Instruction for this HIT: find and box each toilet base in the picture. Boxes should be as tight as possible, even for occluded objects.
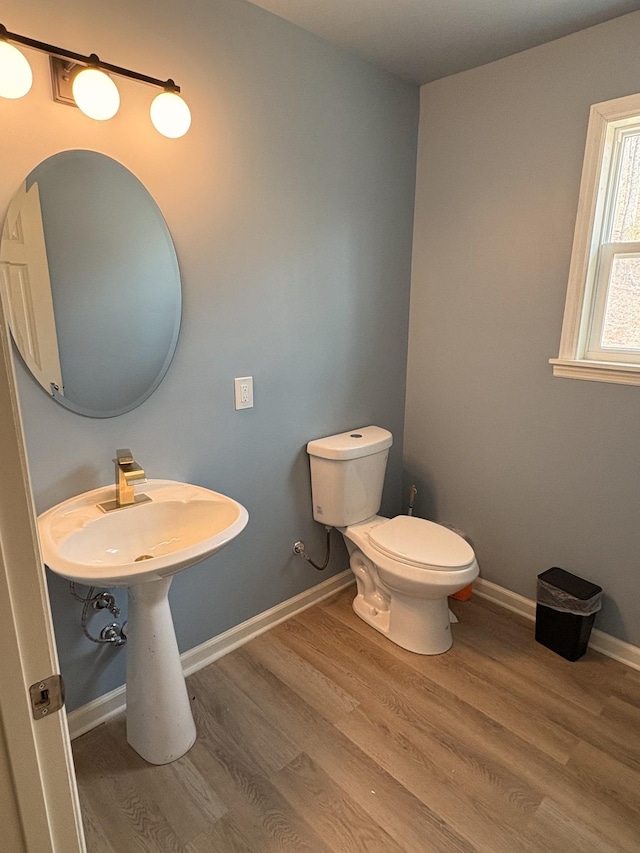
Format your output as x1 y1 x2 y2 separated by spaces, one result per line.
352 589 453 655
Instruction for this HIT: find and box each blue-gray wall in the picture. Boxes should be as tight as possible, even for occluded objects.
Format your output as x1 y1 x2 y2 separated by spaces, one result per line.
1 0 418 709
405 12 640 647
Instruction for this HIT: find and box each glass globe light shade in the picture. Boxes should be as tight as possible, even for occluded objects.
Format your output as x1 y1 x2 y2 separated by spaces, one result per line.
0 41 33 99
72 67 120 120
150 91 191 138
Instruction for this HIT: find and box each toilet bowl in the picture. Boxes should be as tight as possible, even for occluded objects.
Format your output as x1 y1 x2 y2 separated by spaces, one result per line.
306 425 479 655
342 515 478 654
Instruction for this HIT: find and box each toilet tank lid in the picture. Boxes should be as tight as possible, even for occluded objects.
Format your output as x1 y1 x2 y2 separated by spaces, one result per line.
307 426 393 460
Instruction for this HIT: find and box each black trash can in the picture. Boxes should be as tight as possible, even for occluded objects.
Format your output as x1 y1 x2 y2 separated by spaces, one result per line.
535 567 602 661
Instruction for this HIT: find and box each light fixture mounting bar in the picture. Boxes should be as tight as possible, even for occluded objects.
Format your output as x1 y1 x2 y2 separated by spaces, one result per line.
0 23 179 92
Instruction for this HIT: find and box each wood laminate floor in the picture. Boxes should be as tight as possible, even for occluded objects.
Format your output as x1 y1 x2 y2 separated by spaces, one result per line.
72 587 640 852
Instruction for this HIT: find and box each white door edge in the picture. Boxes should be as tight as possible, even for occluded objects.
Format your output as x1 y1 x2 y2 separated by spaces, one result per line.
0 285 85 850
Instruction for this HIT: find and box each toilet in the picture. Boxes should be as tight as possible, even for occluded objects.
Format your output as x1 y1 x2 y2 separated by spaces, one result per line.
307 426 479 654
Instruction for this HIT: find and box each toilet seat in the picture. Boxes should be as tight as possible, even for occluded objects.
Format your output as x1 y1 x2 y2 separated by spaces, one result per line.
367 515 475 571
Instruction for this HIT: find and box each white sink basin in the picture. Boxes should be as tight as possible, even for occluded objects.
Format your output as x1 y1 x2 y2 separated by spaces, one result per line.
38 479 249 586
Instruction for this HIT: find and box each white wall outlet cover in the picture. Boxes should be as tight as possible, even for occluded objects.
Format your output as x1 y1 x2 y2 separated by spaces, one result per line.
234 376 253 409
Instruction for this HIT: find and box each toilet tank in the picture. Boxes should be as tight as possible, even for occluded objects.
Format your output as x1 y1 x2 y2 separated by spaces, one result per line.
306 426 393 527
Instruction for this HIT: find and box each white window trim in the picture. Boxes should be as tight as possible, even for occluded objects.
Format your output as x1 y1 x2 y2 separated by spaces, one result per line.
551 92 640 386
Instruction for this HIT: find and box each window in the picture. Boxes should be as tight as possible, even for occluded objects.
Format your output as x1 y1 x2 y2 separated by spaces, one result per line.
551 93 640 386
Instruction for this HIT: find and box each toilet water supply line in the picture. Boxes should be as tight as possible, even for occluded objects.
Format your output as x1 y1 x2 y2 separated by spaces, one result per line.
69 583 127 645
408 484 417 516
293 526 332 570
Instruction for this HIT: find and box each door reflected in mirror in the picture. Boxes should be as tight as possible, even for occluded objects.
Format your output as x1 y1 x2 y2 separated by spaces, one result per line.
0 150 182 417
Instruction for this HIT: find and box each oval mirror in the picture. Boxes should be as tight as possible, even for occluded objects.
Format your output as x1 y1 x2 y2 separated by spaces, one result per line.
0 150 181 417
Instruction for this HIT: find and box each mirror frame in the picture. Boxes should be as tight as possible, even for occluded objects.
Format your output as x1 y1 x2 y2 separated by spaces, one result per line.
1 150 182 418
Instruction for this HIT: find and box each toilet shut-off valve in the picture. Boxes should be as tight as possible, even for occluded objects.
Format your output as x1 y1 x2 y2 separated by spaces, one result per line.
293 527 332 571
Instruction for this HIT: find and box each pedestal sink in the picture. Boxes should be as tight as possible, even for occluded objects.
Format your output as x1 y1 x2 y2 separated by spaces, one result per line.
38 479 249 764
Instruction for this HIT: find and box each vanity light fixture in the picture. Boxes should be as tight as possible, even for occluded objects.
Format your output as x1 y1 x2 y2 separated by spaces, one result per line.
0 38 32 98
0 23 191 138
150 90 192 139
71 65 121 121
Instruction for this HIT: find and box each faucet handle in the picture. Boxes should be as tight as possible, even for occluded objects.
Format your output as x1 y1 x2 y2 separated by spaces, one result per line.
116 448 135 465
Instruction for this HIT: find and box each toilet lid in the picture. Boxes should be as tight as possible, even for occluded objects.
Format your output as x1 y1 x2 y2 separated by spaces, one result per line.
368 516 475 570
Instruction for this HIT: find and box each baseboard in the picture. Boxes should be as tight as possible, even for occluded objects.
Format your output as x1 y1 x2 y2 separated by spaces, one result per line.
65 682 127 741
67 569 354 740
180 569 353 678
473 577 640 672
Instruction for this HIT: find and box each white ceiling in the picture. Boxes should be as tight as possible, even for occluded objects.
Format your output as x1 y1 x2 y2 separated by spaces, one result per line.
245 0 639 84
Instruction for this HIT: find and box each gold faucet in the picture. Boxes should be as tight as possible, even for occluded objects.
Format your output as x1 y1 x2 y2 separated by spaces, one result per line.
98 449 151 513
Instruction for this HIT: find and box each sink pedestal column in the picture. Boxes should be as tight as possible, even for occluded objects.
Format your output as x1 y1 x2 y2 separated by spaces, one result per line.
126 577 196 764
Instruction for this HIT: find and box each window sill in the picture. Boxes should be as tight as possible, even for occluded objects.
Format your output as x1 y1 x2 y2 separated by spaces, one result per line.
550 358 640 386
